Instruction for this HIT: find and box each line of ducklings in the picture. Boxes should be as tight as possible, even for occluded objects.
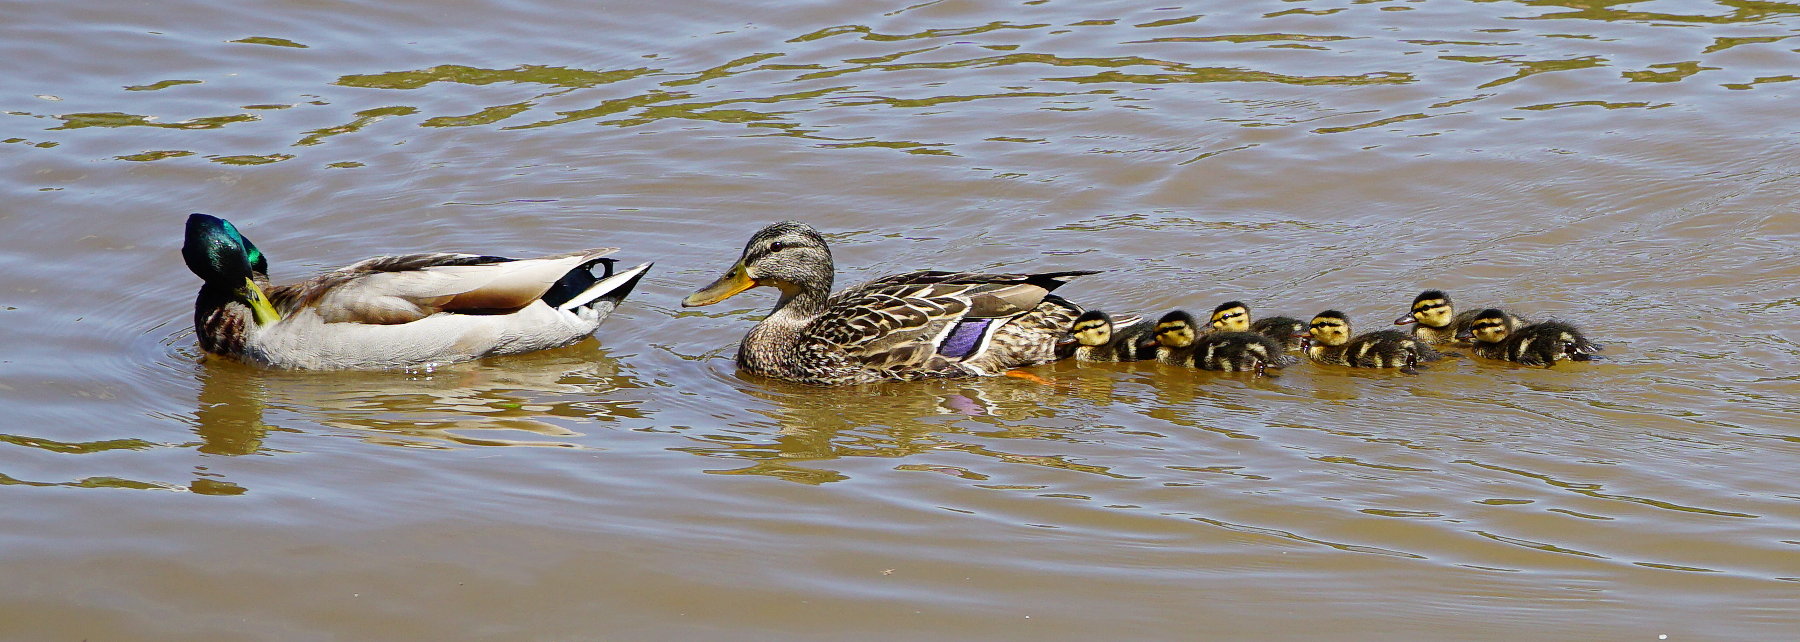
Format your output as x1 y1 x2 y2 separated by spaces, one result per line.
1064 290 1601 376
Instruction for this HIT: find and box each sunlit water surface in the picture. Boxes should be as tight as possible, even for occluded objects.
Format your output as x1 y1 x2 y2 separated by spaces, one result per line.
3 0 1798 638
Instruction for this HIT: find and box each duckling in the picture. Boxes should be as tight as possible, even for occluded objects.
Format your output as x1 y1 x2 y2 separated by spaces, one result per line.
1208 300 1306 351
1058 310 1155 362
1458 309 1601 367
1146 311 1293 375
1394 290 1528 346
1303 310 1441 374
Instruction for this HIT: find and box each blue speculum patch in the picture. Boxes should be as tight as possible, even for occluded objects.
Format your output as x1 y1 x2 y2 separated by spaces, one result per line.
937 318 991 359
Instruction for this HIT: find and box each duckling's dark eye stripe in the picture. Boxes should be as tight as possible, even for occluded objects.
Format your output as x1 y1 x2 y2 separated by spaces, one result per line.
1471 320 1505 331
1413 302 1448 313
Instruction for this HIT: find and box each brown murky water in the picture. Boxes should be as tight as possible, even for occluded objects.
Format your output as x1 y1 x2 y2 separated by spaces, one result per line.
4 0 1798 638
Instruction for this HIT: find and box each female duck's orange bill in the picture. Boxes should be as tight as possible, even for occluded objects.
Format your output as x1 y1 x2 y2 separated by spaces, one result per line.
682 261 756 307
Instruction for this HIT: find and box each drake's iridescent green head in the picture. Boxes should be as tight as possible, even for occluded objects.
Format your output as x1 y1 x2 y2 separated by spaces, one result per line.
1397 290 1452 328
1305 310 1352 347
684 221 834 307
1461 308 1511 344
184 213 280 325
1069 310 1114 347
1209 300 1251 332
1152 311 1198 349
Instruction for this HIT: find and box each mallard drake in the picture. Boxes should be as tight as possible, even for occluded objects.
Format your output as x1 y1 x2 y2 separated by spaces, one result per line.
1146 311 1293 375
681 221 1094 385
1058 310 1155 362
182 213 651 369
1303 310 1441 373
1458 309 1601 367
1394 289 1528 346
1208 300 1306 351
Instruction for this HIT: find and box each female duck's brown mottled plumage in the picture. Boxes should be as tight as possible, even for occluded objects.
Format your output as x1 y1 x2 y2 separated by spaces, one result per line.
183 213 651 369
682 221 1093 385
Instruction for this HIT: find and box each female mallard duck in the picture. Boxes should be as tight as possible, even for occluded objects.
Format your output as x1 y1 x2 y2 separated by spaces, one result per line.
1208 300 1306 351
1394 290 1528 346
183 213 651 369
1145 311 1293 375
1303 310 1441 374
681 221 1094 385
1058 310 1155 362
1458 308 1601 367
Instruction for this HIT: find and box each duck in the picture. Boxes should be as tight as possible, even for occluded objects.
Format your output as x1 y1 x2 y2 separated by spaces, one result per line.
680 221 1094 385
182 213 652 369
1302 310 1441 373
1394 289 1528 346
1058 310 1155 362
1208 300 1307 351
1145 311 1293 375
1458 309 1601 367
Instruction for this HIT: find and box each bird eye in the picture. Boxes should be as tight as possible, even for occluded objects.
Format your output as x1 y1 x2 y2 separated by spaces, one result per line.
768 241 788 252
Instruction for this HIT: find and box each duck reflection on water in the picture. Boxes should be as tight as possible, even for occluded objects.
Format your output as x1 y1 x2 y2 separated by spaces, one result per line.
191 346 646 451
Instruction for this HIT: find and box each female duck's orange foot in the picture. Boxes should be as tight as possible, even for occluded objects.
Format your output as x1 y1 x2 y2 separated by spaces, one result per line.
1003 370 1053 384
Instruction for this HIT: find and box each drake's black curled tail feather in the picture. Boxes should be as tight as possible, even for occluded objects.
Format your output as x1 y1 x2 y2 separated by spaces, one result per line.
541 257 631 310
1024 270 1101 291
541 258 615 309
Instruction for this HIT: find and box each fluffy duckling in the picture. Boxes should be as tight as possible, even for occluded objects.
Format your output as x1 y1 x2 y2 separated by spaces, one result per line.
1394 290 1528 346
1058 311 1155 362
1458 309 1601 367
1146 311 1292 375
1208 300 1306 351
1303 310 1441 374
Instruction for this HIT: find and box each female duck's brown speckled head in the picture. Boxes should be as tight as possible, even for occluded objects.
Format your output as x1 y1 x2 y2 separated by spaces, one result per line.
684 221 835 307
